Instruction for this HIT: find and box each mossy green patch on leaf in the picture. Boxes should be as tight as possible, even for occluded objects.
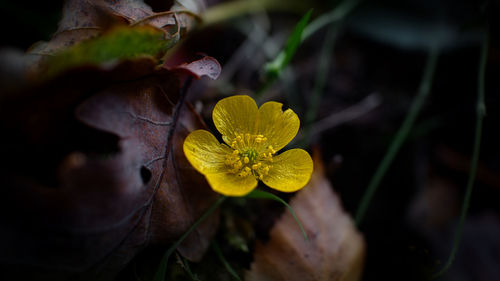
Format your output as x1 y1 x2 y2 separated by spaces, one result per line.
44 25 176 78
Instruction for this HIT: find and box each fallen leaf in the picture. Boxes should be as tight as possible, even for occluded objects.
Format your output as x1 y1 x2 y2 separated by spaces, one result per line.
94 0 155 22
28 0 204 78
0 1 219 278
165 56 222 80
131 0 204 34
40 25 173 78
75 73 220 261
56 0 115 32
246 154 366 281
28 0 118 56
0 60 221 280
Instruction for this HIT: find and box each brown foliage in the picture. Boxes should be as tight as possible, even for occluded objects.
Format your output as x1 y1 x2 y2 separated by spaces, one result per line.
246 155 366 281
29 0 202 56
0 42 221 281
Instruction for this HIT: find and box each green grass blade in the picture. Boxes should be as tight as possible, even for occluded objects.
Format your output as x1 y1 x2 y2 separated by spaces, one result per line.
264 9 312 79
296 0 361 146
302 0 360 40
246 189 308 242
153 196 227 281
259 1 361 97
212 240 242 281
354 46 440 226
431 30 489 280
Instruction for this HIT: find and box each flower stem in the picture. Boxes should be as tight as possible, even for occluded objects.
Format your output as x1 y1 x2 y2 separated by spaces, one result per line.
247 189 309 241
431 30 489 280
354 46 440 226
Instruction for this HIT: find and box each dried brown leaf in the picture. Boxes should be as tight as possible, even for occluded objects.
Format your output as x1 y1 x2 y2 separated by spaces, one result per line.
165 56 222 80
0 61 219 280
29 0 203 60
94 0 154 22
246 155 366 281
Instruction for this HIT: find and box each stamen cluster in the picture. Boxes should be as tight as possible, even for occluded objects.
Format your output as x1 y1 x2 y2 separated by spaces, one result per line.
224 133 276 180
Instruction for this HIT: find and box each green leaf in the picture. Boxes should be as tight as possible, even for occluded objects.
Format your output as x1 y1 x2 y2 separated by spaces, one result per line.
246 189 308 242
264 9 312 78
153 196 226 281
44 25 175 78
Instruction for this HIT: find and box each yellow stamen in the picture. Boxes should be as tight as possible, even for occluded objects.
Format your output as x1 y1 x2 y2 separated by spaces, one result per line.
225 133 275 179
263 166 269 175
252 163 261 170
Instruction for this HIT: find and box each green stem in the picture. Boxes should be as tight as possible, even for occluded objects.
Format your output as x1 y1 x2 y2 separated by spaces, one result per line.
354 46 440 226
246 189 309 241
153 196 227 281
212 241 242 281
431 30 489 280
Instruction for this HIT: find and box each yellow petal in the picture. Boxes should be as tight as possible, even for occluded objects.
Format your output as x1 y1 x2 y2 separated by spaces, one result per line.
262 149 313 192
183 129 232 174
213 95 258 145
257 101 299 151
206 173 258 196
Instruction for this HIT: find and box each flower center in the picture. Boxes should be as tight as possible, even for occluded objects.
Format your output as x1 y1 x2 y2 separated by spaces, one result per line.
224 133 276 180
229 133 267 149
242 149 258 163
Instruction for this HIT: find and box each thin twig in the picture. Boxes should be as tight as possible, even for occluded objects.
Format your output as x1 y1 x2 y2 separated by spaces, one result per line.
292 93 381 145
312 93 381 135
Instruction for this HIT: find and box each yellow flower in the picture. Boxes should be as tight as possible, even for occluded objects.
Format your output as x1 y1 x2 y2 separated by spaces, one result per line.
183 95 313 196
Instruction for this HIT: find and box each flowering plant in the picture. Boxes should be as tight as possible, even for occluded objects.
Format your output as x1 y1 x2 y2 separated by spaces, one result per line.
183 95 313 196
